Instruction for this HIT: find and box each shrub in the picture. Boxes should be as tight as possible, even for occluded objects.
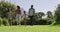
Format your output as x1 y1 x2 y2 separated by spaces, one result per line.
36 19 48 25
21 18 30 25
47 18 56 25
3 18 9 26
12 19 17 25
0 17 3 26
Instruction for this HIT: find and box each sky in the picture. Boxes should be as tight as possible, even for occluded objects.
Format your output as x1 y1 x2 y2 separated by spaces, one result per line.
0 0 60 14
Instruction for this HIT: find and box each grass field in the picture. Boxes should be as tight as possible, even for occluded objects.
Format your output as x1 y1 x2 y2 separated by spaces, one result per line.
0 25 60 32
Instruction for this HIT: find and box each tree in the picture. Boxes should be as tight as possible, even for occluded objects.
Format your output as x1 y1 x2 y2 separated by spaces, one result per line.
0 2 16 25
0 2 16 18
35 13 39 18
55 4 60 24
34 13 39 21
47 11 53 18
38 12 45 19
47 11 56 25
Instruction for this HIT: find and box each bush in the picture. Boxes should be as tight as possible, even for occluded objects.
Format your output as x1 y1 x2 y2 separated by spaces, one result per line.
36 19 48 25
3 18 9 26
47 18 56 25
0 17 3 26
21 18 52 25
21 18 30 25
12 19 17 25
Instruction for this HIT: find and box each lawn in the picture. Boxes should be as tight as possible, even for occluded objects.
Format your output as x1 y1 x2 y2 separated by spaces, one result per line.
0 25 60 32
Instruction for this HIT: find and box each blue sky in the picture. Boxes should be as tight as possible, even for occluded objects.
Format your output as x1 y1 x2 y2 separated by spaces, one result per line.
1 0 60 14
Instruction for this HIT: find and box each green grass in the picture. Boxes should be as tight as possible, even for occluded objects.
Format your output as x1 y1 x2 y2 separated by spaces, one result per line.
0 25 60 32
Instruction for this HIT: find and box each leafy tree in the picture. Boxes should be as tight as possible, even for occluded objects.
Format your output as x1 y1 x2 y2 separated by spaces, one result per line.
34 13 39 21
35 13 39 18
47 11 56 25
55 4 60 24
0 17 3 26
38 12 45 19
0 2 16 18
47 11 53 18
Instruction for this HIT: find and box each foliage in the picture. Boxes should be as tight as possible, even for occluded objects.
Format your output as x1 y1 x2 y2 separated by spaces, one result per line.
46 11 56 25
47 18 56 25
0 17 9 26
38 12 45 19
34 12 45 21
0 1 58 25
0 17 3 26
55 4 60 24
47 11 53 18
3 18 9 26
0 2 16 18
0 2 16 26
